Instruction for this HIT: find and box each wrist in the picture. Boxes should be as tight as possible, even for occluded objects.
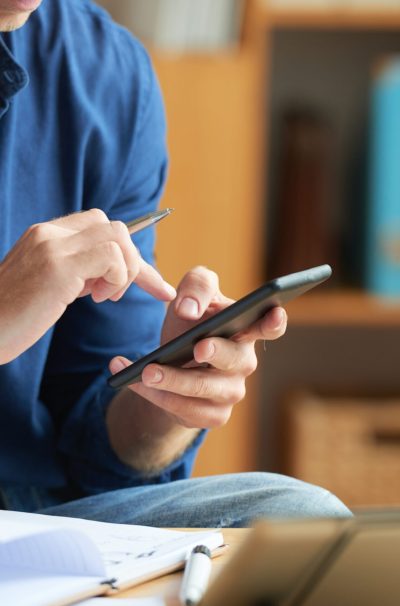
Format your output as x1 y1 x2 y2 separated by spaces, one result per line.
106 388 201 474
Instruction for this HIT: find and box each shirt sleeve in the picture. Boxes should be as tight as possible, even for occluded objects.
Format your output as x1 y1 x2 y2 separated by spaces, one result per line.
39 37 205 496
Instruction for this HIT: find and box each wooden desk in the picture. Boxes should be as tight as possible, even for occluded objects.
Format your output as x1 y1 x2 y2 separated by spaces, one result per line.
115 529 248 604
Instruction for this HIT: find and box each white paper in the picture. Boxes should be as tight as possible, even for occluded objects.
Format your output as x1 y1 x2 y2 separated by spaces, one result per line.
0 568 101 606
81 599 165 606
0 524 105 577
0 510 223 605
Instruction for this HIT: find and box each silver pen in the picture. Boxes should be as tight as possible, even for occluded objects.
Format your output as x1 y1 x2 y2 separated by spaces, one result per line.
125 207 174 235
180 545 212 606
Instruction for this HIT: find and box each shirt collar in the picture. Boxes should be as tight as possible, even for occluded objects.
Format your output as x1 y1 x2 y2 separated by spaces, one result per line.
0 35 29 118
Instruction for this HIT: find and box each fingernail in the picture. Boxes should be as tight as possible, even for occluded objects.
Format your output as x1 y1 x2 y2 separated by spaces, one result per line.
146 367 164 384
165 284 177 299
205 342 216 360
110 358 128 374
275 307 286 327
178 297 199 318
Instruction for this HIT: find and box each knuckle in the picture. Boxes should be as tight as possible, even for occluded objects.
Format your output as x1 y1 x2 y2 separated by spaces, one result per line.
206 406 232 429
110 220 129 238
163 395 201 429
185 267 206 285
235 383 247 403
180 404 203 429
242 353 258 376
87 208 108 223
206 268 219 286
225 354 241 373
26 223 50 244
221 381 246 405
159 369 180 393
185 266 219 292
216 381 231 403
109 259 127 279
103 240 122 258
35 240 60 274
192 375 212 399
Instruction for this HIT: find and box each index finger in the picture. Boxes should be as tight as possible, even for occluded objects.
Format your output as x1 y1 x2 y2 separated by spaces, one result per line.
134 257 177 301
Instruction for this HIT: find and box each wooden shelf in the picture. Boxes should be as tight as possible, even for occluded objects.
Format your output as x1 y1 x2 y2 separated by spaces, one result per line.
254 1 400 30
286 290 400 326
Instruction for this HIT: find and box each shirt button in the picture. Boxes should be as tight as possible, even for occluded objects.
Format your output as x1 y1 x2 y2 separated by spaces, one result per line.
0 67 29 95
3 70 15 83
3 69 21 84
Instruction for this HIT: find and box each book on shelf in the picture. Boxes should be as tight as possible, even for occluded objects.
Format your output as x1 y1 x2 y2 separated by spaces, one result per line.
0 509 224 606
97 0 244 52
268 106 338 280
365 57 400 297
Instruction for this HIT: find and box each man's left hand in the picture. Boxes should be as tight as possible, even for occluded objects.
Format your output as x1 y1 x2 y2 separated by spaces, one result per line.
109 266 287 429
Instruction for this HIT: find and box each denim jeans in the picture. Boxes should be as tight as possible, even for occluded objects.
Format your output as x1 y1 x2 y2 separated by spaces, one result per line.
26 473 352 527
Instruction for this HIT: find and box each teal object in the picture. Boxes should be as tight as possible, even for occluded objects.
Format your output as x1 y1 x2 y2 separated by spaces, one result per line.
366 59 400 297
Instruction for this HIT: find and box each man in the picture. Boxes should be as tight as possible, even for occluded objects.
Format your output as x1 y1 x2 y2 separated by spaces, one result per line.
0 0 350 523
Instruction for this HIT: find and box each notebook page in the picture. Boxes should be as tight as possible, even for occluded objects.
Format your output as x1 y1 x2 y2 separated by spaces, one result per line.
0 567 103 606
0 510 224 586
83 599 165 605
0 518 105 577
23 513 224 584
100 528 224 585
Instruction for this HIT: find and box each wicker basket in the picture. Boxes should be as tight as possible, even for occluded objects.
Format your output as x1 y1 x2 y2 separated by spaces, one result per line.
284 391 400 507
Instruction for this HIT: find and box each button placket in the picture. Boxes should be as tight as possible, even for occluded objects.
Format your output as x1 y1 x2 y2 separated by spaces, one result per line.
0 36 29 116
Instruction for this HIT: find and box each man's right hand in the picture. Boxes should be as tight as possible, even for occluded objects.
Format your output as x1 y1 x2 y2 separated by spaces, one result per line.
0 208 176 364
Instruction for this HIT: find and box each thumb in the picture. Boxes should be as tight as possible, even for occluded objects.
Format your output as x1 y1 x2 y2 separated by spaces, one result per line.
109 356 132 375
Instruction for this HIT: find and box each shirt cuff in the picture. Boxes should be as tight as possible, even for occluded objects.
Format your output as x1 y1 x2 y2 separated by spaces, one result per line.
59 371 207 495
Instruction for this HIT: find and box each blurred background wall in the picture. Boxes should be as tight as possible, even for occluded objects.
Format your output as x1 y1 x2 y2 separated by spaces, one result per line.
96 0 400 510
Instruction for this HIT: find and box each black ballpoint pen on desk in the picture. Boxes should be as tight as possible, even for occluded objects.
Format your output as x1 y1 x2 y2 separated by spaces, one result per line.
180 545 212 606
125 207 174 235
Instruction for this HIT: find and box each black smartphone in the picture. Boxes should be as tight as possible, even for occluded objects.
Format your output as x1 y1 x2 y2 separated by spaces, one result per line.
108 264 332 389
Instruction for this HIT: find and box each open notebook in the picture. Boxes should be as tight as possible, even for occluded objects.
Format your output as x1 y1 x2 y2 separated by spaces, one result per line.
0 509 224 606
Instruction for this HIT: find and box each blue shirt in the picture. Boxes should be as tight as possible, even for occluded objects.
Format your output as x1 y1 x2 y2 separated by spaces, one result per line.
0 0 202 503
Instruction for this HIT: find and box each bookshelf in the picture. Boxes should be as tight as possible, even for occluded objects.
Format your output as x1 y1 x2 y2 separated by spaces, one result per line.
152 0 400 481
261 7 400 311
248 1 400 504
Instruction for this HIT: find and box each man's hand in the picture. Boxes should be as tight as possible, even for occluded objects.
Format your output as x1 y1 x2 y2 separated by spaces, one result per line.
107 266 287 472
0 209 176 364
